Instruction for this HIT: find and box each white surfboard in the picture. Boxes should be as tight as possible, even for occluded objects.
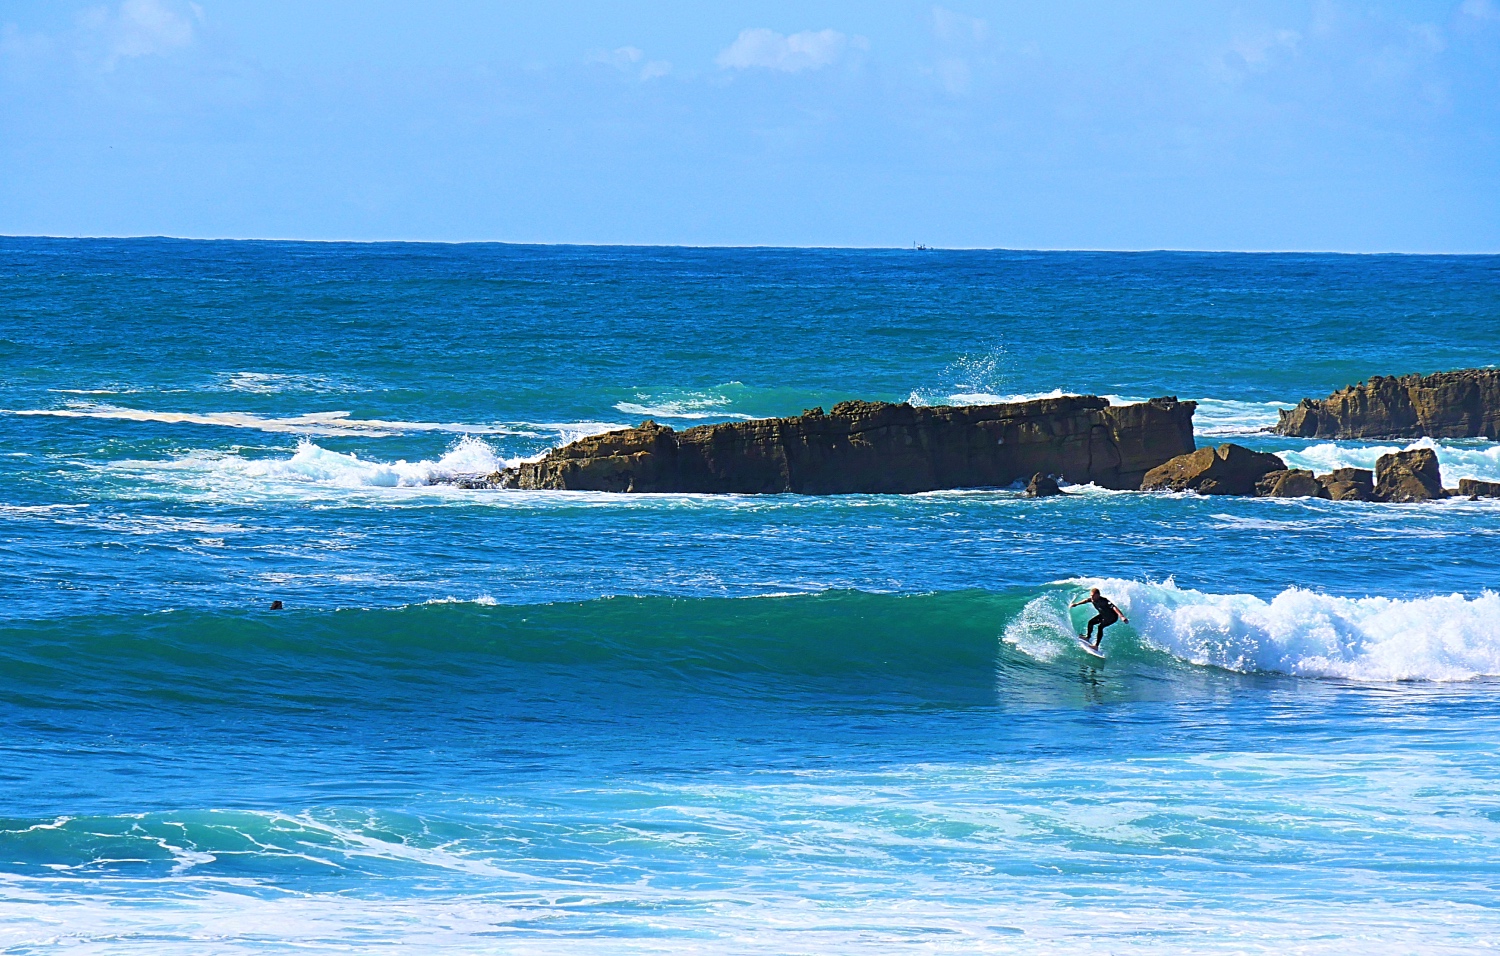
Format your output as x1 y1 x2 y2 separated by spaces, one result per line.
1075 634 1106 659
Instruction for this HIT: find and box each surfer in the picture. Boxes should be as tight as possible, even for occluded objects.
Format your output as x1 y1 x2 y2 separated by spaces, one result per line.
1070 587 1127 649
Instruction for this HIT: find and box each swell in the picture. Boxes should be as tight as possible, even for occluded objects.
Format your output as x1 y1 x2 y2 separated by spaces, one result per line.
4 585 1498 720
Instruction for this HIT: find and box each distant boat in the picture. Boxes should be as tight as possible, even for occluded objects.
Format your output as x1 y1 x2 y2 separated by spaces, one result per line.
913 242 929 251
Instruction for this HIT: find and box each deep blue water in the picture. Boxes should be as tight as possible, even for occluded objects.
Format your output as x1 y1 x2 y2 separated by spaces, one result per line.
1 238 1498 953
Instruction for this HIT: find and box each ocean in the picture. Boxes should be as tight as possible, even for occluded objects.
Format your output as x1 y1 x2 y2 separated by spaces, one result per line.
1 237 1497 953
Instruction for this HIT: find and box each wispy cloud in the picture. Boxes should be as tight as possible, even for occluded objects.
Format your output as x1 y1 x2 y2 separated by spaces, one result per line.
932 7 989 45
1461 0 1500 21
79 0 201 70
589 45 671 81
715 28 865 73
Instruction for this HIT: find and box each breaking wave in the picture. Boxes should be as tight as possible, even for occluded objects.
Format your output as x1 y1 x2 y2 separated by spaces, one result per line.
1278 437 1500 483
1008 579 1500 682
111 437 508 492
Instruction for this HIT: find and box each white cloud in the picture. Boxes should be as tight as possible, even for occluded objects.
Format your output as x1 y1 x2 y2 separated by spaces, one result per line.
1461 0 1500 21
592 46 643 69
936 56 971 95
1229 27 1301 67
639 60 671 80
933 7 989 44
590 45 670 81
80 0 199 69
715 28 864 73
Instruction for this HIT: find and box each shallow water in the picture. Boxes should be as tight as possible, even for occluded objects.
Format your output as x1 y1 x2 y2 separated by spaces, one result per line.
1 238 1498 952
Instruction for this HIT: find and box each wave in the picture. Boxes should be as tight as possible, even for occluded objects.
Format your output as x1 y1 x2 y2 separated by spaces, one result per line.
1278 437 1500 483
111 437 509 491
5 403 626 441
213 371 361 394
6 586 1499 705
613 382 766 421
1007 579 1500 682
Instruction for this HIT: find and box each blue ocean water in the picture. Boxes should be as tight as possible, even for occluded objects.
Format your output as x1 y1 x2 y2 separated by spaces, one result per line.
1 237 1498 953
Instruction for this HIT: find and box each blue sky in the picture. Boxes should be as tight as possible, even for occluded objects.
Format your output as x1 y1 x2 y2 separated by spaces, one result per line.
2 0 1496 250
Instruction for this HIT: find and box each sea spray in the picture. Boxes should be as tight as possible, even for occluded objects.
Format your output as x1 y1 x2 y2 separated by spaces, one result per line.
1058 578 1500 681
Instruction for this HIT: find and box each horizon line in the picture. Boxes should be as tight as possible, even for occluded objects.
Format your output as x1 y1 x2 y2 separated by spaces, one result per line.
2 233 1497 256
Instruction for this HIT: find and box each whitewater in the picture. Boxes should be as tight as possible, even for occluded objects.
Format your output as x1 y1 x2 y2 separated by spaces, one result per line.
2 238 1498 954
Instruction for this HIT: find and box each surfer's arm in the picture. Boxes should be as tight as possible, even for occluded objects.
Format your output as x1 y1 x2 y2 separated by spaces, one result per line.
1112 602 1128 622
1068 598 1087 608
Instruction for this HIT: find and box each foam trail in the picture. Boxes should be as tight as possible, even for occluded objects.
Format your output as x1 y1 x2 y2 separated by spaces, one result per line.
614 383 758 420
7 404 627 441
1059 578 1500 682
9 404 513 437
1279 437 1500 483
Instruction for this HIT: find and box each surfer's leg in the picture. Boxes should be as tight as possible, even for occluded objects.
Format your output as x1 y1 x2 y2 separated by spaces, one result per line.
1093 620 1108 648
1086 613 1104 640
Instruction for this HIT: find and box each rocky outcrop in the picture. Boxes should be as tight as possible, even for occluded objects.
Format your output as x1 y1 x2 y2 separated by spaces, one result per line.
1274 369 1500 440
1140 443 1287 496
492 396 1197 494
1374 448 1445 502
1255 469 1330 499
1025 473 1065 497
1319 467 1375 502
1459 478 1500 499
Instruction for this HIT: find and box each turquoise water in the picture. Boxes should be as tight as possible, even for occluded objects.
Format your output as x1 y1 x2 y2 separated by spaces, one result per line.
2 238 1499 952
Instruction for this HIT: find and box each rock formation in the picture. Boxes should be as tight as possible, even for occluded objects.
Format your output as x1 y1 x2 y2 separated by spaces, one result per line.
1140 444 1287 496
1025 473 1065 498
1458 478 1500 499
490 396 1197 494
1255 469 1330 499
1274 369 1500 440
1373 448 1445 502
1319 468 1374 502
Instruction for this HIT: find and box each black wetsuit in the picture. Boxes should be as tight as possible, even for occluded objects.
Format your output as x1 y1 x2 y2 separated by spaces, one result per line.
1087 594 1119 642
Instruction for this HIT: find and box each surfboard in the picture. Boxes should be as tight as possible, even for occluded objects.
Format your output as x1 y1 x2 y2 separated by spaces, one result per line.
1075 634 1105 659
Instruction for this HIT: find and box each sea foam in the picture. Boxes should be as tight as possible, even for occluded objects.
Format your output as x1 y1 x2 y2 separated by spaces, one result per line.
1278 437 1500 483
1013 579 1500 682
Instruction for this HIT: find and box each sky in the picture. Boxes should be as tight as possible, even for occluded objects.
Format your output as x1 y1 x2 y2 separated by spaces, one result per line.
1 0 1497 250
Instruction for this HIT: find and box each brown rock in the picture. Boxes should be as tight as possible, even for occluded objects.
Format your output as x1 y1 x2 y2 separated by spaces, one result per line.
1317 467 1374 502
1025 473 1065 497
1255 469 1330 499
1141 443 1287 496
492 396 1198 494
1374 448 1445 502
1274 369 1500 440
1458 478 1500 499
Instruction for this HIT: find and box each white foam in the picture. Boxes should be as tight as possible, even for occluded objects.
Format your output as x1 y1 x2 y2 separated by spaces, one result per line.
1041 578 1500 682
1279 437 1500 483
6 404 628 442
1192 398 1292 436
214 372 361 394
240 437 506 488
109 437 507 494
7 404 526 438
614 383 757 420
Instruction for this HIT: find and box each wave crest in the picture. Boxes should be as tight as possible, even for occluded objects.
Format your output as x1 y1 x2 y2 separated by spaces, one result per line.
1036 579 1500 682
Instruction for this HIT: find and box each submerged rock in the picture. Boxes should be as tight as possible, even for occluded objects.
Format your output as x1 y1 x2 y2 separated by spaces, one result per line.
1141 443 1287 496
1255 469 1330 499
1374 448 1445 502
1458 478 1500 499
491 396 1197 494
1025 473 1065 497
1274 368 1500 440
1318 467 1375 502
